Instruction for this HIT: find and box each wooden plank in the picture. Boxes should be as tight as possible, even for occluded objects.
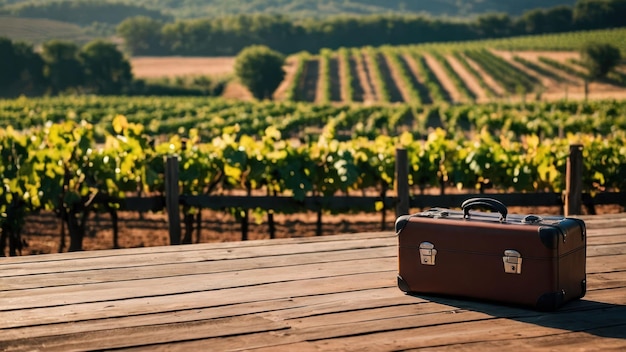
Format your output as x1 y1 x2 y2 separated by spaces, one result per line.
253 292 626 351
126 288 626 351
0 213 624 352
0 292 421 341
0 286 403 331
0 257 397 311
0 264 395 313
0 316 290 352
0 231 394 265
410 327 626 351
0 235 396 278
588 253 626 273
0 248 395 292
587 271 626 290
587 242 626 256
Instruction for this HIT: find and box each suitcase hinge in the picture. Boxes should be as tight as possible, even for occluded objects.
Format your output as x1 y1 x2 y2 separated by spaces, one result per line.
503 249 522 274
419 242 437 266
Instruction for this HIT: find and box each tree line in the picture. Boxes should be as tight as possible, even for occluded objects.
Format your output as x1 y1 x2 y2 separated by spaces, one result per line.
0 37 132 97
116 0 626 56
0 36 232 98
0 0 172 26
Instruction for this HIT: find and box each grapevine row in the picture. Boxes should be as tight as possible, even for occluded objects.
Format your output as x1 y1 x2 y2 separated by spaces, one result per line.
463 49 539 94
363 47 390 103
451 51 499 98
337 48 354 103
379 48 422 104
512 56 571 84
410 52 448 103
2 115 625 253
538 56 588 80
282 52 308 101
3 97 626 140
429 51 476 102
2 118 625 222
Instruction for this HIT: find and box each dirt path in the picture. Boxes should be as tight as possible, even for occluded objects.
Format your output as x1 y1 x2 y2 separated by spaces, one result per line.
422 53 462 104
315 56 327 104
445 54 488 103
400 53 433 104
376 53 405 103
380 52 414 103
273 56 300 101
353 50 377 103
337 52 350 102
462 53 506 96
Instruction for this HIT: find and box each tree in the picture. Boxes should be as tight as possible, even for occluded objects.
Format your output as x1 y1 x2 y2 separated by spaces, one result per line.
473 13 514 38
13 42 47 94
116 16 166 55
235 45 285 100
79 40 133 94
41 40 84 94
0 37 19 88
0 37 46 96
517 6 574 35
580 42 621 80
573 0 626 30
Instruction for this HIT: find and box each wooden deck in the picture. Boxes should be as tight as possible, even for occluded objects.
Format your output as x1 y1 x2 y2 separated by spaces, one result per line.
1 213 626 351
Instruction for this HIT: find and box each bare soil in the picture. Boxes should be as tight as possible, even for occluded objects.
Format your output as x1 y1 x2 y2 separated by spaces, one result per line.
445 54 489 103
422 53 462 103
18 209 399 256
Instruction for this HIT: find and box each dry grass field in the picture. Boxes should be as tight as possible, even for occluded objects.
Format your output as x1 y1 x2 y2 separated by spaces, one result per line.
131 56 236 78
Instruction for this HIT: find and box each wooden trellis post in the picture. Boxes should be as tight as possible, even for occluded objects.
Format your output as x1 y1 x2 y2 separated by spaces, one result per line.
165 155 181 245
395 148 410 217
565 144 583 216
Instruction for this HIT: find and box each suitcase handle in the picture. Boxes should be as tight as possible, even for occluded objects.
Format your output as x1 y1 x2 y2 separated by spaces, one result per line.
461 198 508 221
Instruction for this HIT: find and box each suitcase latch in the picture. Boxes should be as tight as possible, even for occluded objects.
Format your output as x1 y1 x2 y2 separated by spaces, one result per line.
503 250 522 274
419 242 437 266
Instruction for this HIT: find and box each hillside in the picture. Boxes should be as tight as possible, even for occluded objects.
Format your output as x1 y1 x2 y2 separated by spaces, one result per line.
2 0 578 19
128 28 626 104
0 16 96 44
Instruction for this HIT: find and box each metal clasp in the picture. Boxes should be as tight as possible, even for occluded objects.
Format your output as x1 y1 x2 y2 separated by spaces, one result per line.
419 242 437 266
503 250 522 274
522 215 543 224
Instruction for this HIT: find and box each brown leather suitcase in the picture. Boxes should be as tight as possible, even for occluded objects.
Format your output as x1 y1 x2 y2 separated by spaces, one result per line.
396 198 586 311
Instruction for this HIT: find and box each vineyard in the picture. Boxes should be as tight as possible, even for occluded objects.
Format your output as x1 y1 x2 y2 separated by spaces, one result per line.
276 28 626 104
2 96 626 253
3 27 626 255
0 16 95 44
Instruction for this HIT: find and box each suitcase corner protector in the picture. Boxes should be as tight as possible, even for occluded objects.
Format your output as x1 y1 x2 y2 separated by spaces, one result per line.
397 275 411 293
395 215 412 233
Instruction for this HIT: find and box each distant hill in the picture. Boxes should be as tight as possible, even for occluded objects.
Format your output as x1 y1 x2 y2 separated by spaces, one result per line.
0 16 97 44
1 0 578 19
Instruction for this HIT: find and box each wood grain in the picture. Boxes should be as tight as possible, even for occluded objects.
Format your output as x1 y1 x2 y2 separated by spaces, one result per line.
1 215 625 351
